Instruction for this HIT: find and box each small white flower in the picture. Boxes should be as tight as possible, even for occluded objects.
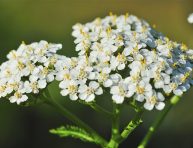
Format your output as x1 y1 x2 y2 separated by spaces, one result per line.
78 81 103 102
9 91 28 105
60 80 78 101
144 92 165 111
134 80 152 102
110 80 131 104
110 53 127 70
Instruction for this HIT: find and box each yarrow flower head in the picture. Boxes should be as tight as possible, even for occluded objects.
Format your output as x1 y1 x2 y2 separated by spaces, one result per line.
1 13 193 111
0 40 62 104
54 13 193 111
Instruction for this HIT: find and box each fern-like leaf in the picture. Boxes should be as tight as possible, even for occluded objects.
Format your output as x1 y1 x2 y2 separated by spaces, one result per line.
49 125 96 143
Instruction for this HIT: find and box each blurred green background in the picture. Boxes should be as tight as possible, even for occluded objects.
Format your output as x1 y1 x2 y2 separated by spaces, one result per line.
0 0 193 148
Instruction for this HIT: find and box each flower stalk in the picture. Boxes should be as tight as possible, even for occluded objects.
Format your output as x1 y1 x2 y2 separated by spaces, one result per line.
79 101 113 118
107 103 121 148
138 96 180 148
44 90 108 147
117 108 143 143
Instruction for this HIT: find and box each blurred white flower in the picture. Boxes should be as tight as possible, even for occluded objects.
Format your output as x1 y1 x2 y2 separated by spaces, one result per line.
188 13 193 24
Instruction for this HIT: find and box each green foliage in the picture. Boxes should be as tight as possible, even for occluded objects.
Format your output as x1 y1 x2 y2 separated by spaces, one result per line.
49 125 97 144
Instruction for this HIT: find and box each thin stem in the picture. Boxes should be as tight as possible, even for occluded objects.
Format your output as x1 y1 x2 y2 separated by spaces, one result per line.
107 103 120 148
116 109 143 143
43 90 108 147
138 95 180 148
79 101 113 118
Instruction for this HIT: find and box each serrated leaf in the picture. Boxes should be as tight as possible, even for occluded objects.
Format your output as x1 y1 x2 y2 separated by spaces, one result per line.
49 125 96 143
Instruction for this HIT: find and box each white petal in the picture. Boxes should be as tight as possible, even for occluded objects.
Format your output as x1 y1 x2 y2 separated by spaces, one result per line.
123 47 132 56
9 96 17 103
110 86 120 95
103 79 113 87
89 81 99 89
17 95 28 104
157 92 165 101
86 94 95 102
88 72 96 80
139 80 145 87
110 74 122 83
145 90 153 97
78 85 87 93
55 72 64 81
29 75 38 82
79 93 87 100
47 74 54 82
144 102 154 111
59 81 68 89
155 102 165 110
112 95 124 104
60 89 69 96
173 88 183 96
145 84 152 91
163 85 172 94
135 94 145 102
95 87 103 95
70 94 78 101
38 79 47 89
154 80 164 89
126 90 134 98
118 63 125 70
102 67 111 74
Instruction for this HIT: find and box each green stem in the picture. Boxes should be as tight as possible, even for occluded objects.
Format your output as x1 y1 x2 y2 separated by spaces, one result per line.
107 103 120 148
138 95 180 148
117 109 143 143
79 101 113 118
43 91 108 147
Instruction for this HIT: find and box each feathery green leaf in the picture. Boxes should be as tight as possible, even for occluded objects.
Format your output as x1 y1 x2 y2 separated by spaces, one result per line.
49 125 96 143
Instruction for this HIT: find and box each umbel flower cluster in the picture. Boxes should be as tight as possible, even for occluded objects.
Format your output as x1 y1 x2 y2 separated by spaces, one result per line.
0 41 62 104
1 14 193 110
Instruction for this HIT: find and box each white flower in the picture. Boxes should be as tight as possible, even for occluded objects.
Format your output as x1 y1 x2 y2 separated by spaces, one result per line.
110 53 127 70
144 91 165 111
188 13 193 24
9 91 28 105
60 80 78 101
110 80 131 104
78 81 103 102
97 67 113 87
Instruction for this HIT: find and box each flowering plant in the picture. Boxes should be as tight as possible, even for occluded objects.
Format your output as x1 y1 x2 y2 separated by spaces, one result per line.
0 13 193 148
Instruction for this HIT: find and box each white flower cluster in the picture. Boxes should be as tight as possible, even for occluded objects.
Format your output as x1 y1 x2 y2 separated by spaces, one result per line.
0 40 62 104
55 13 193 110
1 14 193 111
